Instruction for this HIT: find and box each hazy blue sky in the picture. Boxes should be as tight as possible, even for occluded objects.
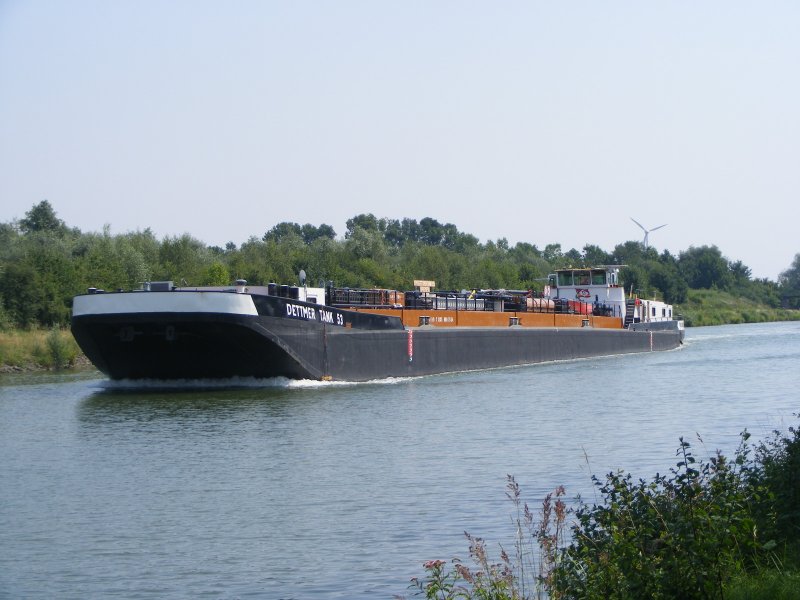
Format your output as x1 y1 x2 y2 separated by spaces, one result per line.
1 1 798 280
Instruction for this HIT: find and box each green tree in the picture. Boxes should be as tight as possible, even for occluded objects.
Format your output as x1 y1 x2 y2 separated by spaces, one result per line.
678 245 733 290
729 260 752 286
583 244 611 266
778 253 800 309
19 200 67 236
648 261 689 304
262 222 302 243
0 222 20 257
157 234 208 283
611 241 647 266
202 262 230 285
564 248 582 266
510 242 550 289
301 223 336 244
1 235 78 326
543 243 564 266
345 227 389 262
345 213 380 238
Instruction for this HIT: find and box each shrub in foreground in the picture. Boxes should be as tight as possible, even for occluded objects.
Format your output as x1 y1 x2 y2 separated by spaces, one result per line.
406 425 800 600
552 436 765 599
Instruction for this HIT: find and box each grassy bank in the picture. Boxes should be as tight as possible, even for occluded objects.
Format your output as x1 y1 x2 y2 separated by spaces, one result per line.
676 289 800 327
0 327 84 372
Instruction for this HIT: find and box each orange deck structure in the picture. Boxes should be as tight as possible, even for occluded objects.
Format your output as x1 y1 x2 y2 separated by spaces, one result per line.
350 308 624 329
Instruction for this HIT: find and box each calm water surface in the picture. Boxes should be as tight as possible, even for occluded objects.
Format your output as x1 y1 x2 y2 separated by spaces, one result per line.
1 322 798 598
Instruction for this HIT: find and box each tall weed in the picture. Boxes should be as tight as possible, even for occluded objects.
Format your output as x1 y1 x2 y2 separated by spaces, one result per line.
407 477 567 600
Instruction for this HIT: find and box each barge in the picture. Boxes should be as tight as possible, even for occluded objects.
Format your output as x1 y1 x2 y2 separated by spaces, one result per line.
71 266 683 382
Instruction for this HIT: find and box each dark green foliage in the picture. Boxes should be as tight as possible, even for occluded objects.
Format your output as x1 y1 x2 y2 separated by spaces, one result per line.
679 245 734 290
582 244 612 267
553 436 764 600
649 260 689 304
18 200 67 236
750 421 800 563
779 254 800 309
157 234 207 282
1 233 79 326
263 222 337 245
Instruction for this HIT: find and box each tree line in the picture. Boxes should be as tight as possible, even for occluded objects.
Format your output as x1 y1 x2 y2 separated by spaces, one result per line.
1 200 798 328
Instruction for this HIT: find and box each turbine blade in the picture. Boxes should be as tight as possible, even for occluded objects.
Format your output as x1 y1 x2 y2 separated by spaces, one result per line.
630 217 646 232
651 224 668 231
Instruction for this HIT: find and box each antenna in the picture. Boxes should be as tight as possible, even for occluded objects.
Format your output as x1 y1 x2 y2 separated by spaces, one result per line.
630 218 667 249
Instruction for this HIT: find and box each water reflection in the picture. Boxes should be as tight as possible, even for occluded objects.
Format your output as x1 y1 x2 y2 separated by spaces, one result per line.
78 383 318 426
76 375 411 427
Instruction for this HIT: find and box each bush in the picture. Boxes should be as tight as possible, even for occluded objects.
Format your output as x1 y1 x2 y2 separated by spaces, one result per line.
24 327 79 369
552 436 766 599
405 426 800 600
750 421 800 564
47 325 70 369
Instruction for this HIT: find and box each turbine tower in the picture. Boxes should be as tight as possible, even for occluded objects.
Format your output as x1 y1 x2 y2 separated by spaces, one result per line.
630 218 667 249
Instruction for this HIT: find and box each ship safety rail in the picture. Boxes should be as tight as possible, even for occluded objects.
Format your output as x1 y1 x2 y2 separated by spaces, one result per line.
328 286 625 318
404 289 622 317
328 287 405 309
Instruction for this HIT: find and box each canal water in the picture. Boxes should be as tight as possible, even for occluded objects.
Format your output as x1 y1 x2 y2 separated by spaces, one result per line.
1 321 798 598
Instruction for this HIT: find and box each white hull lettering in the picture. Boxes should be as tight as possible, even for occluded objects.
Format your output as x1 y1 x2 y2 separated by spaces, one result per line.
286 303 317 321
285 303 345 326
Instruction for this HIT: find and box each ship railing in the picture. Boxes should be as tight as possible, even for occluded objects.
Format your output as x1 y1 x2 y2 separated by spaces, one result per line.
330 287 626 319
406 295 487 311
329 288 405 308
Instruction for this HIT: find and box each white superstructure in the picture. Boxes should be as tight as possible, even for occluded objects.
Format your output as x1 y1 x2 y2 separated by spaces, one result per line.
547 266 681 328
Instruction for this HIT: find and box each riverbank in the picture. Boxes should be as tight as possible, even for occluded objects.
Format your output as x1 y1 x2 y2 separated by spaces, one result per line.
0 328 89 373
676 289 800 326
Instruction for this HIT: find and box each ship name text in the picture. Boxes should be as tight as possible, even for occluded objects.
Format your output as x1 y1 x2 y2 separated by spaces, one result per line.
286 303 345 326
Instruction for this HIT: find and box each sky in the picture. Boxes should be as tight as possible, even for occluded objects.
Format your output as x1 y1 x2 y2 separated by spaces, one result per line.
1 1 798 281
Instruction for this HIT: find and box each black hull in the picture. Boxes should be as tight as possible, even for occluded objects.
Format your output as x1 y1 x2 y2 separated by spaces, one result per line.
325 325 681 380
72 312 682 382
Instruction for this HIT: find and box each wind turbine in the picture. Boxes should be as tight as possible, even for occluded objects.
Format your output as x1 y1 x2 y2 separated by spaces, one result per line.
630 218 667 249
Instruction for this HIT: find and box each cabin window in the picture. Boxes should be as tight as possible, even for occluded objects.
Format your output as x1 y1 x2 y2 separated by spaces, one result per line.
575 271 590 285
558 272 573 286
652 307 656 317
662 307 666 317
591 270 607 285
